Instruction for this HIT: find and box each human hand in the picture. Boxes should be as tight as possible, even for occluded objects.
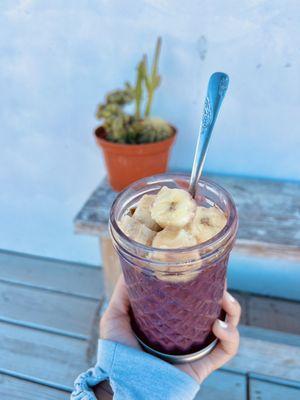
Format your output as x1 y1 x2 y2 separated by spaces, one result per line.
100 275 241 384
176 289 241 383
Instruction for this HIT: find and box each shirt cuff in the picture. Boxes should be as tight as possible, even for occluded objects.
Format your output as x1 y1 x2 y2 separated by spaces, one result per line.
71 362 108 400
97 339 200 400
71 339 200 400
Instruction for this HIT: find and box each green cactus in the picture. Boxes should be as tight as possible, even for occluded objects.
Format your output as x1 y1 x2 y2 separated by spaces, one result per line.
136 118 172 143
105 82 135 105
135 57 146 119
95 37 173 144
144 37 162 117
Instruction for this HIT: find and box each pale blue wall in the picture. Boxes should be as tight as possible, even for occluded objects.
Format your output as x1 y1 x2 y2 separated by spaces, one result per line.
0 1 299 264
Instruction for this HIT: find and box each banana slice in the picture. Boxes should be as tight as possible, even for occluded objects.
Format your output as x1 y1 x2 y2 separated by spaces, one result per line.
152 226 197 249
155 265 200 283
151 186 196 228
187 206 227 243
152 227 199 282
119 214 156 246
133 194 161 231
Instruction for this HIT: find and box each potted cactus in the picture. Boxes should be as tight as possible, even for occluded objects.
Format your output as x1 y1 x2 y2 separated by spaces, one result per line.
95 37 176 191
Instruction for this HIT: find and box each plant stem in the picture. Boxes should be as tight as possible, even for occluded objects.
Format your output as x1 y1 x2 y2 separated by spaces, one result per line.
135 58 145 119
145 90 153 117
151 36 161 79
144 37 161 117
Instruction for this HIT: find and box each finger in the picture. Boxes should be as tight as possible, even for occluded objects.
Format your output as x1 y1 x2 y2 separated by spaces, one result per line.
222 291 241 327
100 275 129 330
212 319 240 358
107 274 130 315
183 320 240 382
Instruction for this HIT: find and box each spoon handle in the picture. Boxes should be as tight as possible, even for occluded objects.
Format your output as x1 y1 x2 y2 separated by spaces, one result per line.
189 72 229 197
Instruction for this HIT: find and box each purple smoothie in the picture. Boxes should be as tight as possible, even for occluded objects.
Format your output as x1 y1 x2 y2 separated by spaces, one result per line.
120 252 228 355
109 174 238 356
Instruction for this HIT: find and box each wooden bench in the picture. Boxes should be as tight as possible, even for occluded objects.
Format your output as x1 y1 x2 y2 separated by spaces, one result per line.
1 174 300 399
75 174 300 261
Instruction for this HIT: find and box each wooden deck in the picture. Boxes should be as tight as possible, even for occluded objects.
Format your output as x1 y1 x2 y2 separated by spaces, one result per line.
1 249 300 399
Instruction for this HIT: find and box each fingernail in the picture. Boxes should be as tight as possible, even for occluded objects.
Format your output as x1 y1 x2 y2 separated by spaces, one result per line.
218 319 228 329
226 292 236 303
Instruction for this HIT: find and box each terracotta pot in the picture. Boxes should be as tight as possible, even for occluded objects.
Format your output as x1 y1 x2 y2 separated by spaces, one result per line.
95 126 176 191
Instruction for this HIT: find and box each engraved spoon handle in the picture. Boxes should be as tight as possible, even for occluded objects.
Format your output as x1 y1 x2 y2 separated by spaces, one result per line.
189 72 229 197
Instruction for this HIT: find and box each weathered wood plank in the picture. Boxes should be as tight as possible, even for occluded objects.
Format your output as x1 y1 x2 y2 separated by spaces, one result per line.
195 370 246 400
0 250 103 299
233 241 300 262
2 318 300 392
74 175 300 260
227 336 300 381
249 378 300 400
230 290 300 335
248 296 300 334
0 373 69 399
239 325 300 348
210 175 300 254
0 321 91 388
74 179 117 235
0 281 99 337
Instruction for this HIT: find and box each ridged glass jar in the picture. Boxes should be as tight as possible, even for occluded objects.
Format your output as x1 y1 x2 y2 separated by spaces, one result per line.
109 173 238 356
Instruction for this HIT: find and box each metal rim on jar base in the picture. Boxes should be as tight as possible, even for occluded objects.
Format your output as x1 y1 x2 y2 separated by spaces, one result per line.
135 335 218 364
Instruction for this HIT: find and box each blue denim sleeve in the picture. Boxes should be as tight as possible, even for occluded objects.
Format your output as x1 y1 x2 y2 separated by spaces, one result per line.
71 339 200 400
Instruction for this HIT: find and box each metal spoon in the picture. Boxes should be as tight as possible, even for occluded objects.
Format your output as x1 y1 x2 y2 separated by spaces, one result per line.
189 72 229 197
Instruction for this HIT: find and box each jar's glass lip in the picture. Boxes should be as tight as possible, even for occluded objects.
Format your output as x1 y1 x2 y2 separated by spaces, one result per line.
109 173 238 255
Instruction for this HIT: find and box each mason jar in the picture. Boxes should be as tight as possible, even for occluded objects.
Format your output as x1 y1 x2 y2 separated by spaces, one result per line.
109 173 238 359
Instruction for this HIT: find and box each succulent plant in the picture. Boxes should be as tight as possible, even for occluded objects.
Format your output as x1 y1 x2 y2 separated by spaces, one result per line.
129 118 173 144
96 38 174 144
105 82 135 106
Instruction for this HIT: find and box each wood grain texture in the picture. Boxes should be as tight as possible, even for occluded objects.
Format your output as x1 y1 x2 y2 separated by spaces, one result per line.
2 251 300 398
239 325 300 348
74 179 117 235
228 335 300 381
0 321 91 388
0 373 69 400
73 175 300 259
195 370 246 400
2 318 300 393
231 290 300 335
0 250 103 299
0 280 99 337
248 296 300 334
249 379 300 400
210 174 300 251
233 241 300 261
